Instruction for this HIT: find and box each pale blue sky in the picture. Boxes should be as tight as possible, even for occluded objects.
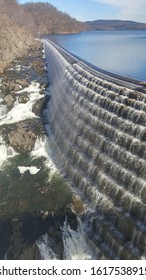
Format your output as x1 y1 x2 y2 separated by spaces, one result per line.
18 0 146 23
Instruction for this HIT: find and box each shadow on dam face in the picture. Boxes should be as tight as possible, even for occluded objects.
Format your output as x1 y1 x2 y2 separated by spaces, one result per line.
43 38 146 260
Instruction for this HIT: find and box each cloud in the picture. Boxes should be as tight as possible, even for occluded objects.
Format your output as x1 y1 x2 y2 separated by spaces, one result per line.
93 0 146 22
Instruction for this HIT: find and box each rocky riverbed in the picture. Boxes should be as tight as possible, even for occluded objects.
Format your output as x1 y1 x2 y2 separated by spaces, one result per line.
0 41 86 260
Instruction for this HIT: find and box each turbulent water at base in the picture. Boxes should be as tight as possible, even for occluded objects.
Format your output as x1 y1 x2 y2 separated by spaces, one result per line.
37 218 94 260
0 82 42 125
42 39 146 260
0 81 42 167
0 135 17 167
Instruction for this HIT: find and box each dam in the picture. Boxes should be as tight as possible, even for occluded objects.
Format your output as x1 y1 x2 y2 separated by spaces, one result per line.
43 39 146 260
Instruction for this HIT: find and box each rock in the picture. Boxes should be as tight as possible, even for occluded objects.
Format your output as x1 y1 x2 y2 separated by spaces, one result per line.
15 79 29 88
6 221 24 259
17 92 30 103
12 218 18 224
48 226 55 236
40 77 49 89
6 214 45 260
8 127 36 153
31 60 46 75
0 220 12 260
140 82 146 87
2 80 21 91
42 211 49 219
71 194 85 213
41 94 51 111
15 64 22 72
19 244 41 260
65 205 77 230
4 94 15 109
18 200 28 210
32 97 45 116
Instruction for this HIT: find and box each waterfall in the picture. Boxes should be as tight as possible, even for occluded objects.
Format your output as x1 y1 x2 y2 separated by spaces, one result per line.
0 135 18 167
36 217 96 260
62 218 94 260
36 234 58 260
31 135 58 178
43 39 146 260
0 105 7 118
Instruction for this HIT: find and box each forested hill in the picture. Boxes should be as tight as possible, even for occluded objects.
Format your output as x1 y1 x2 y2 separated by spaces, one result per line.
85 19 146 30
0 0 33 72
0 0 85 72
22 2 85 35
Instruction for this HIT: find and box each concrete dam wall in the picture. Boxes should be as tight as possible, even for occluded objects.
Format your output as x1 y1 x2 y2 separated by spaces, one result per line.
43 39 146 260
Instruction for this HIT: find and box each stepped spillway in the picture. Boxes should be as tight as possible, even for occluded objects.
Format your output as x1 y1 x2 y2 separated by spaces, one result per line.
43 39 146 260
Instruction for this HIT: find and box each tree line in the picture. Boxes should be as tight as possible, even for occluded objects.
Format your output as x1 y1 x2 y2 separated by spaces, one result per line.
0 0 85 72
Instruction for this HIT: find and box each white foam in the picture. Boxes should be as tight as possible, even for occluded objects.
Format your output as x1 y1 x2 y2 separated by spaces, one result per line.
31 136 57 177
0 97 7 118
18 166 40 175
0 81 43 125
36 218 94 260
31 136 48 158
0 104 7 117
62 219 93 260
16 81 41 95
36 234 57 260
0 136 18 167
0 102 37 124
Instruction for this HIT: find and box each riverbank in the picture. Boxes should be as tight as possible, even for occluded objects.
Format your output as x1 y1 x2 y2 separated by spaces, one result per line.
0 41 86 260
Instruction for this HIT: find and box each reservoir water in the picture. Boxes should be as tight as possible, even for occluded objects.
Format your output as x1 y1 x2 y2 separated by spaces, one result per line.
47 30 146 82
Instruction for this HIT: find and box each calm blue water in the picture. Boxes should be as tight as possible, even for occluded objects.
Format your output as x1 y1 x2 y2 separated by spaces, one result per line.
47 31 146 81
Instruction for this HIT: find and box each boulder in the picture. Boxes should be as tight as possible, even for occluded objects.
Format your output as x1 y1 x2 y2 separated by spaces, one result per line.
2 80 20 91
32 97 45 116
8 127 36 153
17 92 30 103
0 220 12 260
71 194 85 213
31 60 46 75
15 79 29 88
19 244 41 260
4 94 15 109
140 82 146 87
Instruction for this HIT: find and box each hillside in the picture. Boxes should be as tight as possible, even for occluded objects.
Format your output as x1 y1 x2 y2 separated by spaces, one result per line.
23 2 85 35
0 1 85 73
84 19 146 30
0 0 33 72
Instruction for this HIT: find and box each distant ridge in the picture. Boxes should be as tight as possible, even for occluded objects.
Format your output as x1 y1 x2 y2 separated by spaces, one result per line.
84 19 146 30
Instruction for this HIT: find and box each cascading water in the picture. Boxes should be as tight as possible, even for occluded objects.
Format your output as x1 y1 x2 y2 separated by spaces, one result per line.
37 217 96 260
42 39 146 260
0 135 18 167
0 81 43 125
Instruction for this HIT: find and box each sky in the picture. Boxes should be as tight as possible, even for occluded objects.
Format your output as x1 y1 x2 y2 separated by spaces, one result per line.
18 0 146 23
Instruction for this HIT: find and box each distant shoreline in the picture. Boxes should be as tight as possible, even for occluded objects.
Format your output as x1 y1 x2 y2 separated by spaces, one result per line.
84 19 146 31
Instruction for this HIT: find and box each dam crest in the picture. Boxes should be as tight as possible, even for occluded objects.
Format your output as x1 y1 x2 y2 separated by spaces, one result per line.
43 39 146 260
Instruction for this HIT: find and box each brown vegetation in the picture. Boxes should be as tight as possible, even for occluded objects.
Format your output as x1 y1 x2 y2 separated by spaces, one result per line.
23 2 85 35
0 0 33 72
0 0 85 72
